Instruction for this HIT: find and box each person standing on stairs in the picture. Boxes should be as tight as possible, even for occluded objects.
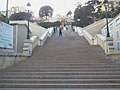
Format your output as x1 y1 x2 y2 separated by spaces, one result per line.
53 27 56 33
59 26 62 36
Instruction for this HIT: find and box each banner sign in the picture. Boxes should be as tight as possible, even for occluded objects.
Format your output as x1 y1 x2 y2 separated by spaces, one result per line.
0 22 13 48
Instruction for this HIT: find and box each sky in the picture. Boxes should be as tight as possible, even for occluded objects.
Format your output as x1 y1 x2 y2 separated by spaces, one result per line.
0 0 89 17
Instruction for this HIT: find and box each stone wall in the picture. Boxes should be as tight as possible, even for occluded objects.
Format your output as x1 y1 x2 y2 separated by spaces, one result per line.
0 54 28 69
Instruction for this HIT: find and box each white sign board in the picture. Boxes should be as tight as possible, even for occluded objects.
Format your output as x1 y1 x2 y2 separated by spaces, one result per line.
0 22 13 48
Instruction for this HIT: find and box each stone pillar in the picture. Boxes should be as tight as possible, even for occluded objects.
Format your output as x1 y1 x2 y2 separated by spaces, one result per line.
22 39 32 56
105 37 115 54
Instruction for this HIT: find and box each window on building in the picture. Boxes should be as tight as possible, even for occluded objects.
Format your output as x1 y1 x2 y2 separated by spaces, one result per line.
116 31 119 38
110 23 113 32
116 18 120 27
117 43 120 51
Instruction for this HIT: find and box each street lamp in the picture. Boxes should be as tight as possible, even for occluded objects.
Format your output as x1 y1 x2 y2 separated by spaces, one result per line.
27 2 31 39
6 0 9 23
103 0 110 37
76 18 80 26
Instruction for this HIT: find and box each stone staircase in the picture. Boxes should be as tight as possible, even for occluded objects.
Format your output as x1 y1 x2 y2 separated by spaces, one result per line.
0 30 120 89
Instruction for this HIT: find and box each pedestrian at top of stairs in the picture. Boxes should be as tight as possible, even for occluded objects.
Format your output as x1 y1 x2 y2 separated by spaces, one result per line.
53 27 56 33
59 26 62 36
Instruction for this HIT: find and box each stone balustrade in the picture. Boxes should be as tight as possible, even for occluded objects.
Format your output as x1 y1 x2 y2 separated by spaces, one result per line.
77 27 117 60
22 36 38 56
95 34 106 50
76 27 83 36
93 34 115 54
108 53 120 61
23 30 49 56
30 36 38 50
38 31 49 46
0 54 28 69
82 30 94 45
47 27 53 37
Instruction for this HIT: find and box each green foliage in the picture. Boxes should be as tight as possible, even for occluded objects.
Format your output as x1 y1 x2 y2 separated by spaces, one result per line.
66 10 72 17
0 14 8 23
109 6 120 18
39 5 54 19
93 0 120 19
9 12 32 20
74 0 120 27
0 16 6 22
74 1 95 27
38 21 61 28
38 22 48 28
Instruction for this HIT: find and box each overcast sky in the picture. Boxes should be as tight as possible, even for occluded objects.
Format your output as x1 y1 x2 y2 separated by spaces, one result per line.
0 0 89 17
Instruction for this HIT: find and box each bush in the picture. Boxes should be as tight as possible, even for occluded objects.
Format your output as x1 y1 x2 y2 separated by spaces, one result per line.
38 21 61 28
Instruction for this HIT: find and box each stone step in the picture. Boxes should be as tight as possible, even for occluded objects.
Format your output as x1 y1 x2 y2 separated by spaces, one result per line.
0 68 120 73
18 62 116 66
29 56 110 59
25 59 111 61
18 61 112 64
5 68 120 72
13 65 120 69
29 53 107 56
17 62 118 66
0 83 120 88
3 68 120 72
1 71 120 75
1 75 120 79
17 63 116 67
14 66 120 69
20 58 112 61
1 79 120 83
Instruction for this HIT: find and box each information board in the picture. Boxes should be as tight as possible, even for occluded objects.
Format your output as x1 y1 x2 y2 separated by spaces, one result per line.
0 22 13 48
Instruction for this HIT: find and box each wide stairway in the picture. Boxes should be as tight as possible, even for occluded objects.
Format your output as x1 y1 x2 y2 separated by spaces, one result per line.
0 30 120 90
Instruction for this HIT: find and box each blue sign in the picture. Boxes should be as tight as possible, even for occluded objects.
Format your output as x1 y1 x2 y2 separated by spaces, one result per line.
0 22 13 48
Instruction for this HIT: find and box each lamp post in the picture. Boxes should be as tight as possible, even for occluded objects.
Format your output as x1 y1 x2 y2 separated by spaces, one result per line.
103 0 110 37
6 0 9 23
27 2 31 39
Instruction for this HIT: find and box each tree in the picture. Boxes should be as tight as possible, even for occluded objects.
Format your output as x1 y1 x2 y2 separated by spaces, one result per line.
74 0 95 27
66 10 72 17
92 0 100 4
110 6 120 18
9 12 32 20
74 0 120 27
92 0 120 19
53 21 61 27
38 21 61 28
39 5 54 19
0 13 8 23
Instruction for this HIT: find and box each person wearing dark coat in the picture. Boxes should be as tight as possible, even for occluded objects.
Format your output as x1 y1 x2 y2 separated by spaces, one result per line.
53 27 56 33
59 27 62 36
